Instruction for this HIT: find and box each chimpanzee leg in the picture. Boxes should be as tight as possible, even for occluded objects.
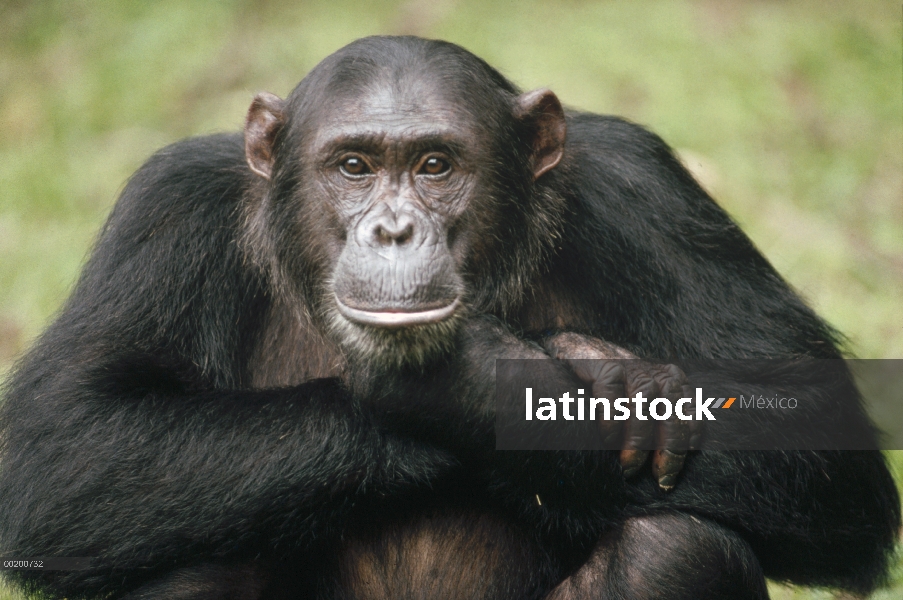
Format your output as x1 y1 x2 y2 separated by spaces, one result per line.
324 506 561 600
119 564 269 600
545 513 769 600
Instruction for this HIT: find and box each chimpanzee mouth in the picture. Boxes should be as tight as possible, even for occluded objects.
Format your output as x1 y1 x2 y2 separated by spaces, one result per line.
334 296 461 328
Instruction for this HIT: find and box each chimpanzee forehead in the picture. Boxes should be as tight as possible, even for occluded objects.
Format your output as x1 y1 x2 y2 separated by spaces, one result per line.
309 74 482 145
290 37 517 146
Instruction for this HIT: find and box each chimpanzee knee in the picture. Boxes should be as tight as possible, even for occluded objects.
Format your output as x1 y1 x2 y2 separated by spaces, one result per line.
547 513 768 600
119 564 268 600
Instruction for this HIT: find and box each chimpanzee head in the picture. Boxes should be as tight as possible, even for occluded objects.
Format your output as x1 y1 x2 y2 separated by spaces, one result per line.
243 36 566 366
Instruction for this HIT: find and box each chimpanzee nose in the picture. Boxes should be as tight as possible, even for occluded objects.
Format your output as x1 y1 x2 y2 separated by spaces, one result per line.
372 216 415 247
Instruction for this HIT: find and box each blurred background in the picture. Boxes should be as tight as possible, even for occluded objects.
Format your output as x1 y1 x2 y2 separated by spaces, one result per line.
0 1 900 598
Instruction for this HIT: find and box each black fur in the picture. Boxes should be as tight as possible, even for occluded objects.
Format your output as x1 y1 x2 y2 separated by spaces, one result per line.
0 37 898 599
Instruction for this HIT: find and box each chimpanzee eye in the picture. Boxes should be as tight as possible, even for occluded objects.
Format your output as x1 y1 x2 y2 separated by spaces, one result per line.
340 157 371 176
419 157 450 176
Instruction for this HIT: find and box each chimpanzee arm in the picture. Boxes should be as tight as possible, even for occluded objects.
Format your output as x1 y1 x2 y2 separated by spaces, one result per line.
345 316 630 536
0 374 452 595
356 111 900 591
0 134 454 597
545 114 900 592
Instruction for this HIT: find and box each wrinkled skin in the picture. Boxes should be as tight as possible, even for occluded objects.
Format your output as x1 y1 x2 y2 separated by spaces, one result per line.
545 332 700 489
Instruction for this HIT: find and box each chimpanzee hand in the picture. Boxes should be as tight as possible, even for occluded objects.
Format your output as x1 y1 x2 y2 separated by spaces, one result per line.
544 332 702 491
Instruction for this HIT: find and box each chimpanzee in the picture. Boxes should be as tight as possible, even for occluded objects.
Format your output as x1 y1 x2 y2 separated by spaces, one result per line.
0 36 898 600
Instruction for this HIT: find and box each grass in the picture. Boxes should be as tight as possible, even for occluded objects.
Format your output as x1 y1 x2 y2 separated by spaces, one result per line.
1 1 901 598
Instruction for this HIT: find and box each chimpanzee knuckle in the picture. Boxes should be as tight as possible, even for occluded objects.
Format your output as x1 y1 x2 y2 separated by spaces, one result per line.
628 371 659 398
543 334 569 359
592 362 627 398
567 360 605 384
666 363 687 383
558 342 606 361
575 335 624 358
605 342 638 359
660 376 682 399
598 361 625 384
649 364 685 398
547 331 591 352
593 384 625 401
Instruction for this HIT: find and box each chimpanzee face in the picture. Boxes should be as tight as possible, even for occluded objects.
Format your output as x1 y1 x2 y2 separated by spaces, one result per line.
310 79 478 325
244 46 565 366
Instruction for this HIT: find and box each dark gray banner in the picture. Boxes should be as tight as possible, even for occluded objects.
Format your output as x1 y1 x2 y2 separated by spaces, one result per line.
495 359 903 451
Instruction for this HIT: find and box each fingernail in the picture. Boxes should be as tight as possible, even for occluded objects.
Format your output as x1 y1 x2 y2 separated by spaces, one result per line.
658 473 677 490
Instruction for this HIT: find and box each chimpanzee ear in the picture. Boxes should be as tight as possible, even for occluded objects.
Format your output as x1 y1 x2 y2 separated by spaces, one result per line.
514 89 566 180
245 92 286 180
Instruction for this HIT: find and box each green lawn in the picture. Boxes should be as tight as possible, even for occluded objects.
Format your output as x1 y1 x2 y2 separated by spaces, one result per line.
1 1 901 598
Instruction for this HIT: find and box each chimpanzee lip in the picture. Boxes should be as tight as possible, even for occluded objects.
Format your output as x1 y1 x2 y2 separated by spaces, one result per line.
335 296 461 328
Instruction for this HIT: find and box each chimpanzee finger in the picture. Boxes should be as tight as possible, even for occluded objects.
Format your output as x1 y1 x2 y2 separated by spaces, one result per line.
651 364 690 490
544 332 637 360
653 414 689 491
619 363 660 477
620 417 654 478
620 451 649 480
556 358 626 447
652 387 689 491
591 362 628 447
567 359 625 396
657 365 691 453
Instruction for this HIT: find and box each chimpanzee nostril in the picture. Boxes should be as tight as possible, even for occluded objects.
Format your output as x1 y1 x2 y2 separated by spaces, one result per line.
373 218 415 246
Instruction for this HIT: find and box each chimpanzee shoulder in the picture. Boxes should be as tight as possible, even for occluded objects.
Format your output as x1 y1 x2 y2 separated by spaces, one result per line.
40 132 266 389
540 112 842 360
